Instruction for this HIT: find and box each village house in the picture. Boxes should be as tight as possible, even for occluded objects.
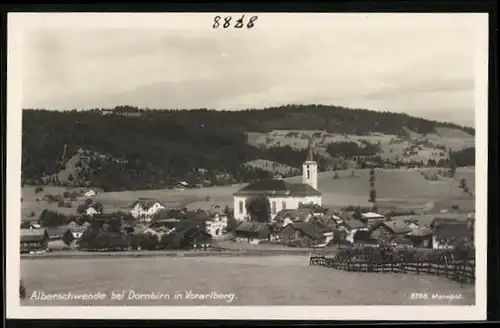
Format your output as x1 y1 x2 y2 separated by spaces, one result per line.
406 227 433 248
432 221 474 250
66 221 87 239
233 137 322 221
128 198 166 221
233 221 270 244
85 206 100 216
84 189 97 197
131 226 163 243
367 220 413 245
20 228 50 253
361 211 385 223
278 221 333 248
190 230 213 250
46 226 72 240
335 215 367 244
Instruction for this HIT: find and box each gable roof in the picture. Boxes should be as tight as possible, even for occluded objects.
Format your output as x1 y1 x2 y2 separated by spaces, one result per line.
294 221 332 238
20 228 49 242
392 213 469 227
306 136 315 162
339 217 366 230
274 209 298 222
379 220 412 234
362 212 385 220
129 198 166 210
234 221 269 235
406 227 433 237
433 222 472 239
46 226 71 237
233 179 321 197
297 208 313 222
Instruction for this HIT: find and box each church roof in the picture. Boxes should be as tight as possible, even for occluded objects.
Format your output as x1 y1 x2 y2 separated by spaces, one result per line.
306 137 314 162
233 179 321 197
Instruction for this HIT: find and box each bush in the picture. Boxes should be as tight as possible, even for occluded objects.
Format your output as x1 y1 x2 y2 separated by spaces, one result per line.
79 232 129 251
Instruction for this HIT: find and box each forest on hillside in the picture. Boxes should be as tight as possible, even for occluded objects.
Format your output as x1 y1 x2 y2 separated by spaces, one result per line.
21 105 475 191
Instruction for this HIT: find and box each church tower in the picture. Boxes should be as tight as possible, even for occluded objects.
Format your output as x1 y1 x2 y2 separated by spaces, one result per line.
302 137 318 190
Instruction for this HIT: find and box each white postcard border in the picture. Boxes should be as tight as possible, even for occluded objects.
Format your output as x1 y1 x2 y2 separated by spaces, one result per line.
6 12 489 321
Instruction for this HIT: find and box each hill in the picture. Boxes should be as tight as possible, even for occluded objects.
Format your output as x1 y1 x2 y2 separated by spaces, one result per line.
21 105 475 191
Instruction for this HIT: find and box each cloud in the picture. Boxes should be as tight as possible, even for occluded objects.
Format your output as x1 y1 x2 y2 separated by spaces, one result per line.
20 17 477 126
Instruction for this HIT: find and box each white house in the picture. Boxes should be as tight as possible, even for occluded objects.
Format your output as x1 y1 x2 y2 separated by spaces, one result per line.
233 137 322 221
205 219 227 238
84 189 97 197
66 221 87 239
361 212 385 221
128 198 166 221
85 207 99 216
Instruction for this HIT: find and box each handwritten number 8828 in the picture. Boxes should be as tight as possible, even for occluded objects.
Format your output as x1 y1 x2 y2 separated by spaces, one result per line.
213 15 258 29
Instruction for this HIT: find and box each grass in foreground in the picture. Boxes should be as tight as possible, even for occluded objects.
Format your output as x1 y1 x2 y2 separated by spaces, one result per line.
21 256 474 306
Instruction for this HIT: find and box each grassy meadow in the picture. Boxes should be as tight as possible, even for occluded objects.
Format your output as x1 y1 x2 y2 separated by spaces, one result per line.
21 255 474 306
21 167 476 220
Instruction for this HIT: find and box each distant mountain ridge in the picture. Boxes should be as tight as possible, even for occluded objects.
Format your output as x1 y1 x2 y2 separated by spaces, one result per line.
21 104 475 191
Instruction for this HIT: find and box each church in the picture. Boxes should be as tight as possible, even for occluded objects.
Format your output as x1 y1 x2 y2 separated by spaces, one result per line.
233 138 322 221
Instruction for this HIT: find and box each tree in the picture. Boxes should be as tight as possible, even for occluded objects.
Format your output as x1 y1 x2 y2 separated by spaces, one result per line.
353 206 362 219
245 196 271 223
459 178 467 190
20 221 32 229
368 168 377 204
62 229 75 247
39 209 69 227
93 202 104 214
225 217 238 232
76 204 88 215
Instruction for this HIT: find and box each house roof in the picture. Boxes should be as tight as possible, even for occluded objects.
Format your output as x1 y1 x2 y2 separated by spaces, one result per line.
235 221 269 234
46 226 71 237
393 213 469 227
20 228 49 242
294 221 332 238
362 212 385 220
324 208 337 218
306 136 315 162
68 224 87 233
433 222 472 239
406 227 433 237
340 217 366 230
274 209 298 222
128 198 165 210
233 179 321 197
297 208 313 222
380 220 412 234
132 226 159 235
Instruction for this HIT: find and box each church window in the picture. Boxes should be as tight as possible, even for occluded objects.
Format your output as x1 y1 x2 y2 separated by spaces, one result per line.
306 167 310 179
239 201 244 214
282 201 286 209
272 201 277 215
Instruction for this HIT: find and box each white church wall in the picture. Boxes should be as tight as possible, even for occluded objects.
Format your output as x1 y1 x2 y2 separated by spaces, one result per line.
234 195 322 221
234 196 247 221
302 161 318 190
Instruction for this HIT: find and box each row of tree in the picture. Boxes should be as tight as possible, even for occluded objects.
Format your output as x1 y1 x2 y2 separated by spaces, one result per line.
22 106 474 191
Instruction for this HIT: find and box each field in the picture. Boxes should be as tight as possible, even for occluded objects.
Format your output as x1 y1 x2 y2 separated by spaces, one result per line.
21 167 476 220
246 127 475 162
21 256 474 306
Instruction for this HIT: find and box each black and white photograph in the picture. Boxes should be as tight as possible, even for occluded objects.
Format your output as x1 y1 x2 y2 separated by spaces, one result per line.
7 12 488 320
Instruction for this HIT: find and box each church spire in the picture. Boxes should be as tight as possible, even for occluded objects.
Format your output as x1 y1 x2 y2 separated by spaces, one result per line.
306 137 314 162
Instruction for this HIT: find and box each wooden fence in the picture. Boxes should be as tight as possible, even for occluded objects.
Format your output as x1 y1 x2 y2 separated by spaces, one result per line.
310 255 475 284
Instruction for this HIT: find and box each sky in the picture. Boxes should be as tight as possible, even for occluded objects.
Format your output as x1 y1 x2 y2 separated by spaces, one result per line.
18 14 481 127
